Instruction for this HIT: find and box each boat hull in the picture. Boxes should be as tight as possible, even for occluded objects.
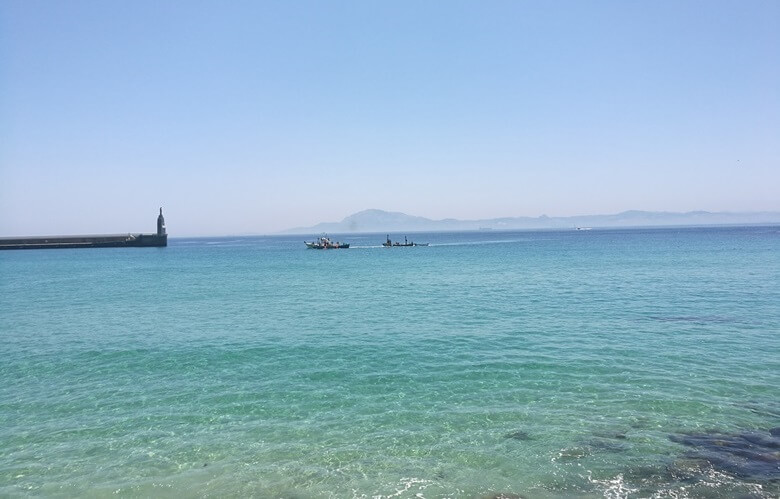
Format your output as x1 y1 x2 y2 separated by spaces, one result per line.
305 238 349 249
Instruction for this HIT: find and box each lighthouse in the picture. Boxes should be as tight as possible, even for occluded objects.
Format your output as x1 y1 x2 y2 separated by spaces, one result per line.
157 208 166 236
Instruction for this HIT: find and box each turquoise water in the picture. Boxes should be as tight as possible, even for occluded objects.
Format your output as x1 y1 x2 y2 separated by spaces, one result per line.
1 227 779 498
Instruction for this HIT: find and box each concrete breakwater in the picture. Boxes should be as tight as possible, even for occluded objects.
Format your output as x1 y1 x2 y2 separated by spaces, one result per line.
0 209 167 250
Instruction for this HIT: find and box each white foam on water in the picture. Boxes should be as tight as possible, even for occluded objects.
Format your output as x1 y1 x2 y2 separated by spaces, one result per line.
587 472 638 499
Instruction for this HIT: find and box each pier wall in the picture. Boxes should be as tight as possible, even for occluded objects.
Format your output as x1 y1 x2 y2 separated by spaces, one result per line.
0 233 167 250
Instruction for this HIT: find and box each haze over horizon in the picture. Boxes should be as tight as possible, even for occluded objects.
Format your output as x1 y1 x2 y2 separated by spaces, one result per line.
2 1 778 237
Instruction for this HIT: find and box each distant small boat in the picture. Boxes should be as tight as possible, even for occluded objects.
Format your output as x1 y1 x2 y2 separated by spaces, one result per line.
575 227 592 231
382 235 428 247
304 236 350 249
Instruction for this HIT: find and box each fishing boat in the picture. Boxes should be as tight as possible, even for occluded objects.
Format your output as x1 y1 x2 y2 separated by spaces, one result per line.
382 235 428 247
304 236 350 249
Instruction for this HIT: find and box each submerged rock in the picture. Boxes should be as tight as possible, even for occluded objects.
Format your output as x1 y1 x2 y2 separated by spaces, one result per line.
740 431 780 450
669 428 780 481
593 430 629 440
504 430 531 441
667 457 714 482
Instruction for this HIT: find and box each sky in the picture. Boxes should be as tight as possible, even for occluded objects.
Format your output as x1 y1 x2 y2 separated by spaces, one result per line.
1 1 778 236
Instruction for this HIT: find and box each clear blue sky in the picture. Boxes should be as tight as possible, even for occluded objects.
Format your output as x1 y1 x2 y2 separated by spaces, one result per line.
1 1 778 236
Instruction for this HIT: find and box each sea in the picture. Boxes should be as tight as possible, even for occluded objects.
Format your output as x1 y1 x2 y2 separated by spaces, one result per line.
1 226 778 498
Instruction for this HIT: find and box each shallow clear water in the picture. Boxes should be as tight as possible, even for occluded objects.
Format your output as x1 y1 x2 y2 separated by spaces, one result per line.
1 227 779 498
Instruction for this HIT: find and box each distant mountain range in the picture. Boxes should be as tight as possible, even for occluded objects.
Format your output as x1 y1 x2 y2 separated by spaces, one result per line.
282 209 780 234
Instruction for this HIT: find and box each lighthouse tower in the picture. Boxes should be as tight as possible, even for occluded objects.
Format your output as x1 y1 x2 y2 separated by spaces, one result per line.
157 208 166 236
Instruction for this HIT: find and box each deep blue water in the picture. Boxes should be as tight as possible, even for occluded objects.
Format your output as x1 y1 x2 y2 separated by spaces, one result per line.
1 226 779 497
